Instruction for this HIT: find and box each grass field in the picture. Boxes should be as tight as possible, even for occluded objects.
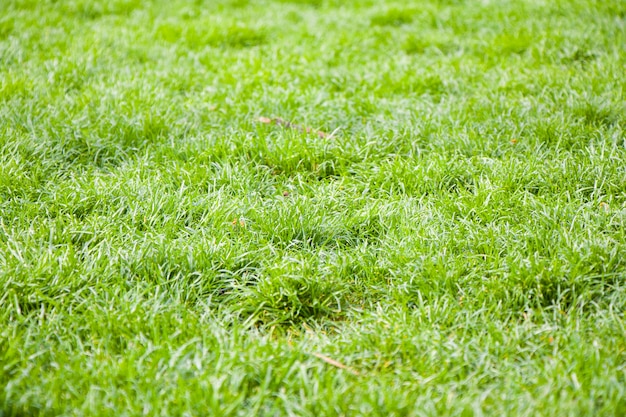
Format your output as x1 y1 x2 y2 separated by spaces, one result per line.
1 0 625 415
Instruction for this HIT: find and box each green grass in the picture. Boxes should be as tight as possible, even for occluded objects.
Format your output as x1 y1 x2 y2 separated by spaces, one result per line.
1 0 625 415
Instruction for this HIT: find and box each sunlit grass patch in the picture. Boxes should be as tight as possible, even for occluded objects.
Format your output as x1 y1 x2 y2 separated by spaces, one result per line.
1 0 625 415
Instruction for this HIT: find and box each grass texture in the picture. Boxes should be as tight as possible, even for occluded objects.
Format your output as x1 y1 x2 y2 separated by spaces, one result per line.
1 0 625 415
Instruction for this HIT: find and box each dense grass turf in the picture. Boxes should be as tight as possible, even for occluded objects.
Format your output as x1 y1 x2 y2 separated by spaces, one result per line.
1 0 625 415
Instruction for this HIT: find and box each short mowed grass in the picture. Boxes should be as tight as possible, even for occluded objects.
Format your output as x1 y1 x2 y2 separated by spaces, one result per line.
1 0 625 415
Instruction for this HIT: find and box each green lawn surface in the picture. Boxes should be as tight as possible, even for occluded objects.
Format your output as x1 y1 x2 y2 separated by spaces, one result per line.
1 0 625 415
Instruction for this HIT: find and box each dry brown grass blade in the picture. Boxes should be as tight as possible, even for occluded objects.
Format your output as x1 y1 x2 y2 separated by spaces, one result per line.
311 352 360 376
258 116 331 138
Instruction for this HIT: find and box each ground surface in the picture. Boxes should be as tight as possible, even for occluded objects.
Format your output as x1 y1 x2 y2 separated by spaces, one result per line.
1 0 625 415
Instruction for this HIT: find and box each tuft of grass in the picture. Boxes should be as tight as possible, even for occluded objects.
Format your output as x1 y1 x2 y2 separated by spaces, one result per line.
370 8 415 27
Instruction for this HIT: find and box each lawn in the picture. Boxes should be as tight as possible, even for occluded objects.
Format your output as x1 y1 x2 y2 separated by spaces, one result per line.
1 0 625 415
